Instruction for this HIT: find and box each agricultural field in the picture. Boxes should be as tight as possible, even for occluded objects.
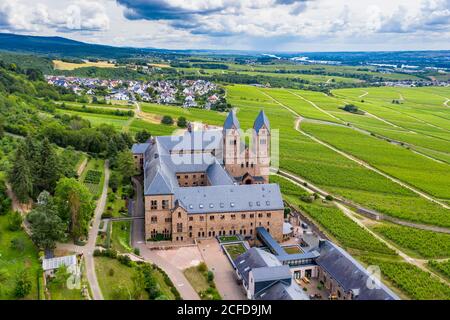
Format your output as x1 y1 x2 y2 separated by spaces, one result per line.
301 122 450 200
53 60 117 70
361 256 450 300
428 260 450 282
79 159 105 198
372 223 450 259
271 175 395 256
58 109 131 129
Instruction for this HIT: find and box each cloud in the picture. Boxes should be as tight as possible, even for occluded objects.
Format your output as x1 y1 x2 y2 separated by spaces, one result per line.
368 0 450 33
0 0 110 33
116 0 314 38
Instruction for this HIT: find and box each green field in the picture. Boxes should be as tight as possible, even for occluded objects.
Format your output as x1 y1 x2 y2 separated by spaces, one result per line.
372 224 450 259
0 213 40 300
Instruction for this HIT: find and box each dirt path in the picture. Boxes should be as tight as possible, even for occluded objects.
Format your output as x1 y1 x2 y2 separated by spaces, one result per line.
285 90 344 123
358 90 369 98
261 89 450 210
275 170 450 288
335 202 450 286
76 158 88 177
444 98 450 108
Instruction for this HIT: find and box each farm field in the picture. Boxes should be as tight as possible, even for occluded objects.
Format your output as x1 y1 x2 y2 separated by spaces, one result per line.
271 175 395 256
58 109 131 129
300 121 450 200
361 256 450 300
79 158 105 198
226 85 450 228
53 60 117 70
428 260 450 282
372 223 450 259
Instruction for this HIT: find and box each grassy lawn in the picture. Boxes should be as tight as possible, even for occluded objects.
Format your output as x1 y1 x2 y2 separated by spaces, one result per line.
283 245 303 254
218 235 240 243
223 243 247 260
0 213 40 300
95 256 178 300
95 256 140 300
183 263 221 300
110 221 132 253
47 279 84 300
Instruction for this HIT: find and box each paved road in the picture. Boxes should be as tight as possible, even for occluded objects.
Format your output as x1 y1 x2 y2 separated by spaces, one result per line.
56 161 110 300
131 178 200 300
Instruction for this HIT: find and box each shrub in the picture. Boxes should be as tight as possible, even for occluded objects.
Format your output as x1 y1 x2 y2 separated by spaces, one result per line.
134 247 140 256
8 211 22 231
161 115 174 125
108 268 115 277
10 238 25 252
325 195 334 201
177 117 187 128
207 271 214 283
197 262 207 273
300 195 313 203
14 269 32 298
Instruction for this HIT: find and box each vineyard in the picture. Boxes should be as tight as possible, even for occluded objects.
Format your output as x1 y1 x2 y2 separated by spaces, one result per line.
361 256 450 300
428 260 450 282
271 175 395 255
373 224 450 259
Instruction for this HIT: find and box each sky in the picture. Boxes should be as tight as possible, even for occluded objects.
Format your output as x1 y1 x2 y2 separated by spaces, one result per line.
0 0 449 52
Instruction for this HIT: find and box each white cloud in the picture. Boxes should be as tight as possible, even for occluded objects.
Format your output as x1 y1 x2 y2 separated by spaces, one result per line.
0 0 110 33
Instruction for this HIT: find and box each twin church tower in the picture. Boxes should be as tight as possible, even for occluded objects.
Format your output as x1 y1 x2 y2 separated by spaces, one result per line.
222 110 271 185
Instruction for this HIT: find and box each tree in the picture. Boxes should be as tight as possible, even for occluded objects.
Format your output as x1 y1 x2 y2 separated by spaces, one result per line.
28 191 66 250
10 238 25 252
177 117 187 128
109 172 120 192
55 178 94 240
116 150 136 182
53 265 69 288
9 145 32 203
135 130 151 143
14 269 31 298
161 115 174 125
35 138 60 194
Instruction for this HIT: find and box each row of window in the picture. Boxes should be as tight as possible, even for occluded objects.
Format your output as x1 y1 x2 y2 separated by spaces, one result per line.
150 199 169 210
177 174 205 179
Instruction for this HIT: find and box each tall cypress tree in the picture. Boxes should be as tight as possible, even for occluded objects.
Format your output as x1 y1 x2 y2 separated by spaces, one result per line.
9 145 33 203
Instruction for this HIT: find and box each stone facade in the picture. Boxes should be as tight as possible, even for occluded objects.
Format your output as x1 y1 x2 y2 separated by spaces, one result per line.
136 110 283 244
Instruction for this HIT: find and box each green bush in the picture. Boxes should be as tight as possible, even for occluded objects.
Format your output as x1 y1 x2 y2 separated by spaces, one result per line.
8 211 22 231
161 115 174 125
197 262 207 273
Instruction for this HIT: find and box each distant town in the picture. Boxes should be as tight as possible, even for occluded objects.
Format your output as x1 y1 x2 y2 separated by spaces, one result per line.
46 76 228 110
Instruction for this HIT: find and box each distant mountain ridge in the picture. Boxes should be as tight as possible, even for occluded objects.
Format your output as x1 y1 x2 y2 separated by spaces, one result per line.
0 33 149 59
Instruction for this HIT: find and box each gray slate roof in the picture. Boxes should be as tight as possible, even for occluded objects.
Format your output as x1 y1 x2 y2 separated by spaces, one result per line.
131 143 151 154
315 240 400 300
223 110 240 130
174 184 284 214
253 110 270 133
234 247 281 286
255 281 308 300
252 265 291 282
